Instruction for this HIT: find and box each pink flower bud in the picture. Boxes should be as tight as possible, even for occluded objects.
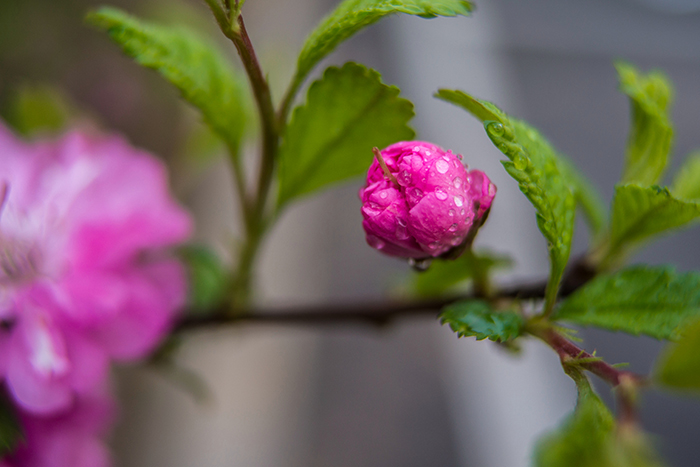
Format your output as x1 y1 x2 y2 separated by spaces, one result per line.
360 141 496 259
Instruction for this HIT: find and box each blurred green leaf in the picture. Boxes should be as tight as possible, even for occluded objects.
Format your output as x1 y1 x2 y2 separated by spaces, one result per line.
440 300 523 342
288 0 472 109
0 398 21 458
4 84 76 137
412 250 512 298
556 266 700 340
436 90 593 311
87 7 250 153
278 62 414 206
616 62 673 186
179 245 229 313
655 319 700 391
607 184 700 263
671 150 700 201
534 369 614 467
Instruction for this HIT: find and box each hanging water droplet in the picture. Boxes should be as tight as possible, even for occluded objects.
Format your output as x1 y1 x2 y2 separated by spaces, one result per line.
453 177 462 189
457 154 463 160
428 241 440 250
408 258 432 272
449 223 458 232
435 189 448 200
367 235 385 250
454 196 464 207
435 159 449 174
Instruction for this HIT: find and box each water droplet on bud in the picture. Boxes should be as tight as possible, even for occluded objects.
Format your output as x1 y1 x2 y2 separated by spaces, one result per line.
453 177 462 189
435 189 448 200
435 159 449 174
454 196 464 207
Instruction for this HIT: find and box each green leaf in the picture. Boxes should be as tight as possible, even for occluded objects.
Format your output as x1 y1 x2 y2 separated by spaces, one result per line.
179 245 229 313
0 398 22 457
440 300 524 342
278 62 414 206
671 150 700 201
411 250 512 297
4 84 76 137
534 366 667 467
87 7 250 152
556 266 700 340
534 371 614 467
616 61 673 186
655 319 700 391
608 184 700 262
436 89 592 310
289 0 472 106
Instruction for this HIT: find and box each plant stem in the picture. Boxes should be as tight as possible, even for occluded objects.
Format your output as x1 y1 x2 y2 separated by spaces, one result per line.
208 4 279 309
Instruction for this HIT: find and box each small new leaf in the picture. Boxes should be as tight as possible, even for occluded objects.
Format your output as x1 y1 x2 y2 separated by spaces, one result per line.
671 150 700 201
411 250 512 298
87 7 250 153
607 184 700 263
436 89 605 311
278 62 414 206
4 85 76 137
287 0 472 110
179 245 229 314
655 320 700 391
440 300 523 342
556 266 700 341
616 62 673 186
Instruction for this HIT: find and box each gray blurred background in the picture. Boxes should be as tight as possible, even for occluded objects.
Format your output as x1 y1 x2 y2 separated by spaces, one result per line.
2 0 700 465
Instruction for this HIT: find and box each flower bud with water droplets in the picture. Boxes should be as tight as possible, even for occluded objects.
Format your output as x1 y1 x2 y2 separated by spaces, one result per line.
359 141 496 259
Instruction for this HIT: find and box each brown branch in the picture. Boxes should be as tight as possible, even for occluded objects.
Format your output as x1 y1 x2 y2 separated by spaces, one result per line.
174 279 549 332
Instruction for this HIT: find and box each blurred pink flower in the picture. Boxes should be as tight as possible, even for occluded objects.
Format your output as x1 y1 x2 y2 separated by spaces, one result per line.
3 390 115 467
0 122 192 415
360 141 495 258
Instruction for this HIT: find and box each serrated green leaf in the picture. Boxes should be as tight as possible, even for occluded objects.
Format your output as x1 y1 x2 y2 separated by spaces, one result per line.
179 245 229 313
671 150 700 201
556 266 700 340
440 300 524 342
616 61 674 186
534 371 614 467
411 250 512 298
278 62 414 206
655 319 700 391
0 398 22 457
87 7 250 153
607 184 700 263
287 0 472 110
436 89 599 311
